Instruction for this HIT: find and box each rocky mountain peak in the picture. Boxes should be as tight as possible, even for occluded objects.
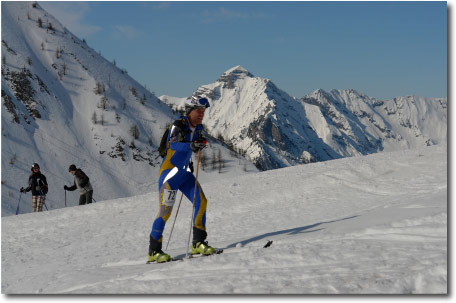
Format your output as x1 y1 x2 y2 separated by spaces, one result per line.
217 65 254 88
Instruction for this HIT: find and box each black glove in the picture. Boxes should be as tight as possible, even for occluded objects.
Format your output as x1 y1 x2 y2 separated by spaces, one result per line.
189 161 194 173
190 137 207 153
64 185 68 190
20 187 25 193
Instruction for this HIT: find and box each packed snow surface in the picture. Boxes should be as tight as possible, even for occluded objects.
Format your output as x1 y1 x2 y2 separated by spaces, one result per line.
1 145 447 294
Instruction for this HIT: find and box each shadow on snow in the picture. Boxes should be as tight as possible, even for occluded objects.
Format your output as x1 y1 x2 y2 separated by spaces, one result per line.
225 215 359 249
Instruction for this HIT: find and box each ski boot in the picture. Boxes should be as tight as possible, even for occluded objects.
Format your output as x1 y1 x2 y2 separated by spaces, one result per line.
192 241 217 255
148 250 171 263
148 235 171 263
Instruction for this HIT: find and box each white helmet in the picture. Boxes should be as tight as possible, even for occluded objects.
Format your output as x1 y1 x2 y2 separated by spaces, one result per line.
184 96 210 115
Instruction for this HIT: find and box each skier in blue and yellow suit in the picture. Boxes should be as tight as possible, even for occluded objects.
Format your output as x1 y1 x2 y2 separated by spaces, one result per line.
148 96 216 263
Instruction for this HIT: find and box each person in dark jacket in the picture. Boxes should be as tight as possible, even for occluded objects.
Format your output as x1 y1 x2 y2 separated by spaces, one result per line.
64 164 93 205
20 163 48 212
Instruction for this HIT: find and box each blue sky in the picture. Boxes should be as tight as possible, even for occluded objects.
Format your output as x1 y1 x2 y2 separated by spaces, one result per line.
39 1 447 99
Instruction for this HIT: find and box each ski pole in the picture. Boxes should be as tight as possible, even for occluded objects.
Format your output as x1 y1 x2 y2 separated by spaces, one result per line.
16 192 23 215
186 149 201 258
64 190 67 207
165 192 184 251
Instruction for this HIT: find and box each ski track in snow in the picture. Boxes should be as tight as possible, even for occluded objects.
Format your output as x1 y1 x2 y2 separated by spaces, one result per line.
1 145 447 294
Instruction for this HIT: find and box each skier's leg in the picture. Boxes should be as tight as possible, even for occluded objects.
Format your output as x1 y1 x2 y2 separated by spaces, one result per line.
32 196 38 212
148 166 190 263
87 191 93 204
150 182 176 247
180 173 207 243
79 194 86 206
180 175 215 255
148 174 182 263
37 195 44 212
149 167 185 248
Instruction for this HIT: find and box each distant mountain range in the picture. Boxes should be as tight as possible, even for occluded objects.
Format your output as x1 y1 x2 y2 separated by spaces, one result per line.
161 65 446 170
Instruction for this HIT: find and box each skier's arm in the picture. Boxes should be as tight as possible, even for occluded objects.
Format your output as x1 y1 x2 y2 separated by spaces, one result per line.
24 178 33 192
66 181 77 191
41 175 48 190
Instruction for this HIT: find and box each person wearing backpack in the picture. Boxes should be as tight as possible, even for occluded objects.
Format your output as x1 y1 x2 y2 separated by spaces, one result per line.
64 164 94 205
148 96 214 263
20 163 48 212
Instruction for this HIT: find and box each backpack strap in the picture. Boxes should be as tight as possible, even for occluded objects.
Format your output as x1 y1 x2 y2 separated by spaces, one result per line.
171 118 189 143
159 118 189 158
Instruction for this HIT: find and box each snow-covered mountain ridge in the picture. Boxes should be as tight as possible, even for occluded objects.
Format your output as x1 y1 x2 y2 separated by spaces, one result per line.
302 88 447 152
162 66 446 170
1 2 257 216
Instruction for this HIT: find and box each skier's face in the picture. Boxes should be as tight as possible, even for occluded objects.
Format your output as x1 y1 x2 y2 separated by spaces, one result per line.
188 108 205 126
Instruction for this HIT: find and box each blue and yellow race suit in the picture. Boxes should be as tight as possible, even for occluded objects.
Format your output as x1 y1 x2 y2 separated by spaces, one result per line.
150 116 208 246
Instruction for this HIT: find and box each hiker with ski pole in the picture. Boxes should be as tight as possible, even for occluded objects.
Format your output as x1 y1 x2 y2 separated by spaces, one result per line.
148 96 216 263
63 164 94 206
20 163 48 213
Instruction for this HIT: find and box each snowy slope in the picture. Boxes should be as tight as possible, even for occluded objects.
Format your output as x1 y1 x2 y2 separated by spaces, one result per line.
161 66 447 171
1 145 447 294
1 2 257 216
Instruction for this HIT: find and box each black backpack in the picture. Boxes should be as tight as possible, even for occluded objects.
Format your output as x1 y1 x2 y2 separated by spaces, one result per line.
159 119 187 158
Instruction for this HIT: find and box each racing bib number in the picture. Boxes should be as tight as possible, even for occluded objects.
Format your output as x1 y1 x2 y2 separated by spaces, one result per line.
163 189 177 206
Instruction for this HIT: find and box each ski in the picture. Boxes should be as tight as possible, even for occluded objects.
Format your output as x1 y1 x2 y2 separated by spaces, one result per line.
173 248 224 262
146 248 223 264
146 258 180 264
187 248 224 258
146 240 271 264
